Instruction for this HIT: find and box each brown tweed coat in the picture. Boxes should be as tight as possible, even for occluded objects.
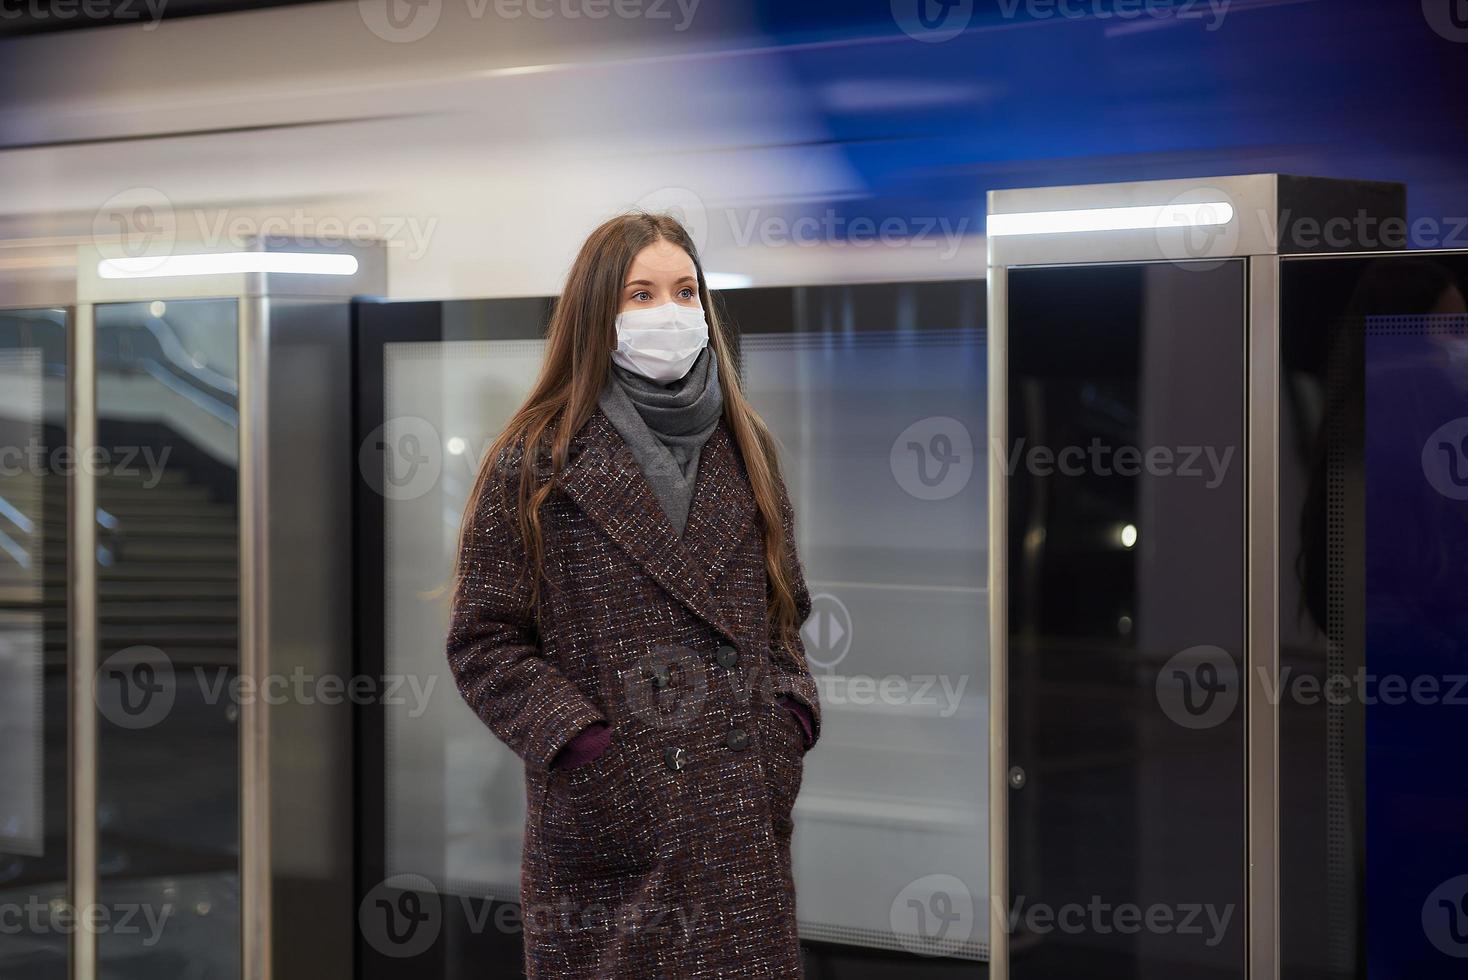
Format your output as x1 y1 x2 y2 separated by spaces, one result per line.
446 404 822 979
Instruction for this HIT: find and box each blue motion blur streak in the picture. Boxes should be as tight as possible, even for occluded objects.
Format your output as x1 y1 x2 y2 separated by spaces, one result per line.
747 0 1468 243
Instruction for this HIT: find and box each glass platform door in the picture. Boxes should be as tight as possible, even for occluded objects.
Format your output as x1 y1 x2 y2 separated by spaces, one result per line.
1277 251 1468 980
91 298 242 979
0 305 71 980
1004 259 1249 980
353 282 992 978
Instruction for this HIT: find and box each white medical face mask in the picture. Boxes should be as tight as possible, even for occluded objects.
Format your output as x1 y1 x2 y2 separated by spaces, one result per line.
611 302 709 383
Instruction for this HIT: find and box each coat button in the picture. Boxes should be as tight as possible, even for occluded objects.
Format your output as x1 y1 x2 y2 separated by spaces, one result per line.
650 664 671 689
714 644 739 669
725 728 750 752
663 746 686 772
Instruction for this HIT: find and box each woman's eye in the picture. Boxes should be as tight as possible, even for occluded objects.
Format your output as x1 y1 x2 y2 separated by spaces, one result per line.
679 287 696 300
633 290 652 302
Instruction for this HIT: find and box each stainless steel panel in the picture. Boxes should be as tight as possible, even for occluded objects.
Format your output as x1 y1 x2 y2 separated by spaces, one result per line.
987 263 1011 978
262 298 357 980
70 301 97 980
1247 256 1281 980
239 293 270 980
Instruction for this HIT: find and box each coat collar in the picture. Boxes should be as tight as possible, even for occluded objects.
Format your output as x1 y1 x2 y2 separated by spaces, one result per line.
556 405 759 646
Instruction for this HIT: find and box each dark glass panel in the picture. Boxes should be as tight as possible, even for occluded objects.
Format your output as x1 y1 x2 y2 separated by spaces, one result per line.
1007 261 1247 980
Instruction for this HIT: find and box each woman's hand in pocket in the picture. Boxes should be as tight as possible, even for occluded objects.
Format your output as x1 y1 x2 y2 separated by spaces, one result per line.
552 721 612 770
539 725 655 874
776 695 814 752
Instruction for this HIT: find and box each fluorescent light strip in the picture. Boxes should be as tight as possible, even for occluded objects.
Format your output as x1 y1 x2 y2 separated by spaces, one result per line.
987 202 1234 237
97 252 359 279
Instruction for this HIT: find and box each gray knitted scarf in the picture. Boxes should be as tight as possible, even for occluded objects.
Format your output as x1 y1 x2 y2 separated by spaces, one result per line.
597 345 723 536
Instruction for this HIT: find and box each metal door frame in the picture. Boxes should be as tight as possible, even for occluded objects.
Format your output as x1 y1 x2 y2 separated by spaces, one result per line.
985 173 1406 980
68 239 384 980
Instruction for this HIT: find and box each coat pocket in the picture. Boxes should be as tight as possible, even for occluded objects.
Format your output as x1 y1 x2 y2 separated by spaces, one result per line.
537 733 655 874
759 700 806 835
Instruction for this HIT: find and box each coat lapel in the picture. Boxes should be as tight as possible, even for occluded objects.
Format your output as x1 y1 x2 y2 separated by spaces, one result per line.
556 407 758 646
681 416 760 590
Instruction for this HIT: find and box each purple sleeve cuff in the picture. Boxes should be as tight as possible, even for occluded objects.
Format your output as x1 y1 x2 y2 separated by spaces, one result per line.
552 722 611 769
778 695 815 749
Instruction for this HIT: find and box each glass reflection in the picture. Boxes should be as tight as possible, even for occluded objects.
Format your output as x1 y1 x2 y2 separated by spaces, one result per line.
361 280 991 975
1280 255 1468 979
95 299 240 979
0 307 68 980
1006 261 1247 979
739 311 988 960
381 337 546 898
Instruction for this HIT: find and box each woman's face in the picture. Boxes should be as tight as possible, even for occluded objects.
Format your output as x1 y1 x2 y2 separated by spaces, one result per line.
620 240 701 315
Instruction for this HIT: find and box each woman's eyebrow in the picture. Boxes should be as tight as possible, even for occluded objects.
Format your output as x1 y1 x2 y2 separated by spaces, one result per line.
623 276 698 288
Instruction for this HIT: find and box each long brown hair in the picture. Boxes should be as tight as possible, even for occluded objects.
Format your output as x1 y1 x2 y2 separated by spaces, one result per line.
451 212 803 654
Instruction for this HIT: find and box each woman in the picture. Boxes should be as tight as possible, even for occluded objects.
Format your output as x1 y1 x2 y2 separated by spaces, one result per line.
446 212 822 978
